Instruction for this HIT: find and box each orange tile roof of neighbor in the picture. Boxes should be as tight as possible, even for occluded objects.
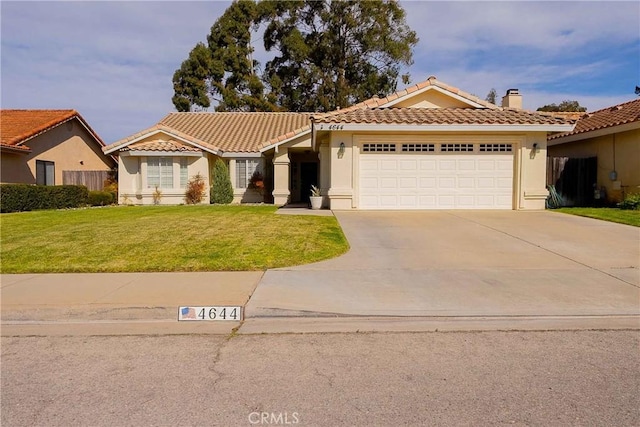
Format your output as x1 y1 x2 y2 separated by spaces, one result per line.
0 109 105 148
313 108 575 126
548 98 640 140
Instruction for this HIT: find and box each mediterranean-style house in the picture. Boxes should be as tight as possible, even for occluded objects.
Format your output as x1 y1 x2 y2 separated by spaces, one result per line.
103 76 575 209
1 109 116 190
548 98 640 204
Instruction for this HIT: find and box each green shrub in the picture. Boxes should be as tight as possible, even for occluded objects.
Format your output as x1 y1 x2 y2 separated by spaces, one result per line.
210 160 233 204
618 193 640 210
88 190 114 206
0 184 89 213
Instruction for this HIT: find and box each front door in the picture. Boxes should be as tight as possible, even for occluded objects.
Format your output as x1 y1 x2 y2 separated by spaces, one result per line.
299 162 318 203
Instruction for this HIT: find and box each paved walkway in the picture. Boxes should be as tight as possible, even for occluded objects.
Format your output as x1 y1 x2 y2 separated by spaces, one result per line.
244 211 640 332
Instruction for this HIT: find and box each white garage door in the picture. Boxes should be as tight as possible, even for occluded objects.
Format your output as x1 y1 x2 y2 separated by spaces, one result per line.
359 143 514 209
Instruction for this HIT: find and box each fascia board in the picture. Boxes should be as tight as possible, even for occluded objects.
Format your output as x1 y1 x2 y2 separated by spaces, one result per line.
259 129 312 153
315 123 576 132
220 152 262 158
126 150 205 157
548 122 640 145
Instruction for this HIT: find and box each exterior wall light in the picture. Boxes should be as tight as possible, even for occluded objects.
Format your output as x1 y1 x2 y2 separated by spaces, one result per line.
338 142 345 159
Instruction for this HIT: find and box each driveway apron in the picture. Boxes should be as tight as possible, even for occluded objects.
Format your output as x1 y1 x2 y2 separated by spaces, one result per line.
245 211 640 318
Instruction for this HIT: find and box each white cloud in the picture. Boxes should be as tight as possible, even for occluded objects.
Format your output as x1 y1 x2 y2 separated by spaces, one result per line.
1 0 638 142
404 1 639 57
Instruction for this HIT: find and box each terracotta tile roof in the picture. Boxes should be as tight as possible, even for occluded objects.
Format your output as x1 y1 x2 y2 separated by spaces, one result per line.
548 98 640 140
122 139 202 153
313 107 575 126
159 112 311 153
104 124 221 154
318 76 499 120
259 124 311 150
0 109 105 149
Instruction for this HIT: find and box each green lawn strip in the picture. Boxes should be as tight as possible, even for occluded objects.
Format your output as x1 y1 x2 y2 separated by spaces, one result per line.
0 205 349 273
555 208 640 227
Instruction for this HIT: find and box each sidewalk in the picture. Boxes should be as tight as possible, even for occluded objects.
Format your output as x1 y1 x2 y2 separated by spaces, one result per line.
1 272 262 336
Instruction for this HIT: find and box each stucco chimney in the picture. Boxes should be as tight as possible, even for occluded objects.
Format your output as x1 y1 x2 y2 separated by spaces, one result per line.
501 89 522 109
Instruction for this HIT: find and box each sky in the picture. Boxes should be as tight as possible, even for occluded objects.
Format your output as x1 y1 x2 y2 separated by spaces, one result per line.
2 1 639 144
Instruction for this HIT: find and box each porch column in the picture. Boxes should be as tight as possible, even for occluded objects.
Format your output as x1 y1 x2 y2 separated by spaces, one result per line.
272 148 290 206
319 142 331 208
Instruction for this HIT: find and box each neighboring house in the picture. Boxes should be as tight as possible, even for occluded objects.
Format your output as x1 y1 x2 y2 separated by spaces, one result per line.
1 109 116 190
548 99 640 204
104 76 574 209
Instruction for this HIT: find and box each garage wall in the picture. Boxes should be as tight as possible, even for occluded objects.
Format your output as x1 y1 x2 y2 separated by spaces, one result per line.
326 131 549 210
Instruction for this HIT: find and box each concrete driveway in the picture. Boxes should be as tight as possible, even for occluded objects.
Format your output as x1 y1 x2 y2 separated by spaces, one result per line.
245 211 639 322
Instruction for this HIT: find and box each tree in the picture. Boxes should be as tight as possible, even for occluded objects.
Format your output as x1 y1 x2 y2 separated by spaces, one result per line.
260 0 419 112
485 88 497 104
172 43 215 111
172 0 276 112
172 0 418 113
210 160 234 204
537 100 587 112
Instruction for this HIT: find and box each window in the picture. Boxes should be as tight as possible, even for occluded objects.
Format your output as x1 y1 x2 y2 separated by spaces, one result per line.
479 143 513 152
147 157 173 188
180 158 188 188
36 160 55 185
402 144 434 152
236 159 261 188
441 143 474 152
362 143 396 152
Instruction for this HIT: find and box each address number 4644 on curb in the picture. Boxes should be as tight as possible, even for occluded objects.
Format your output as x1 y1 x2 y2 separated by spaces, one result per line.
178 306 242 321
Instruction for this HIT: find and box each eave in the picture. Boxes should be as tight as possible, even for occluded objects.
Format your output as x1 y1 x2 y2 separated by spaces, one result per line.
313 123 576 133
548 121 640 145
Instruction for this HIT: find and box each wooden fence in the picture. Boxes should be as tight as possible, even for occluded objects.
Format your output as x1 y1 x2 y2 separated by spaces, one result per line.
547 157 597 206
62 170 110 191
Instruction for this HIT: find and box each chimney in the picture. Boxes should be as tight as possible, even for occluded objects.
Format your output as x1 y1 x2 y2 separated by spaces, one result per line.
501 89 522 109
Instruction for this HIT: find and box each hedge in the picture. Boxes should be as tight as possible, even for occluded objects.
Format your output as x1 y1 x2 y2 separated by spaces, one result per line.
0 184 89 213
88 190 114 206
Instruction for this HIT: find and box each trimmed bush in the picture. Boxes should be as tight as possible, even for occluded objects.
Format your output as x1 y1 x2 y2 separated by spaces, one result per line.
88 190 114 206
210 160 233 204
0 184 89 213
618 193 640 210
184 173 206 204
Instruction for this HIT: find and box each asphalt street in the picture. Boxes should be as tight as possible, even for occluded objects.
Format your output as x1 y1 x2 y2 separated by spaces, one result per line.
2 330 639 426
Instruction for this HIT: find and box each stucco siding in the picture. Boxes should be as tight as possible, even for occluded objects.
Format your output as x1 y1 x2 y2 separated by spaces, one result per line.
548 128 640 202
393 90 476 109
1 152 32 183
118 154 210 205
1 119 114 185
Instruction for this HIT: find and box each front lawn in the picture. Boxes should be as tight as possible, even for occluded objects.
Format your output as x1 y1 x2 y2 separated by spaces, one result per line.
0 205 349 273
555 207 640 227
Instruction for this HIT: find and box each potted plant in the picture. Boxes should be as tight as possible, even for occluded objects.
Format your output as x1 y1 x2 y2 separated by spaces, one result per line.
248 170 265 200
248 170 264 191
310 185 322 210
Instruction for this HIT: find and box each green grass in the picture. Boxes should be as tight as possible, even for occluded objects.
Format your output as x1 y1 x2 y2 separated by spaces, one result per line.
555 207 640 227
0 205 349 273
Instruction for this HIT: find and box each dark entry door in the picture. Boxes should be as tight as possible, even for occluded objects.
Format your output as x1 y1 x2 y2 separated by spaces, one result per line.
300 162 318 203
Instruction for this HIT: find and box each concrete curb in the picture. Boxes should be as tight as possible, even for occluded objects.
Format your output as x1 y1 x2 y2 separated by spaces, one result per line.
239 315 640 334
